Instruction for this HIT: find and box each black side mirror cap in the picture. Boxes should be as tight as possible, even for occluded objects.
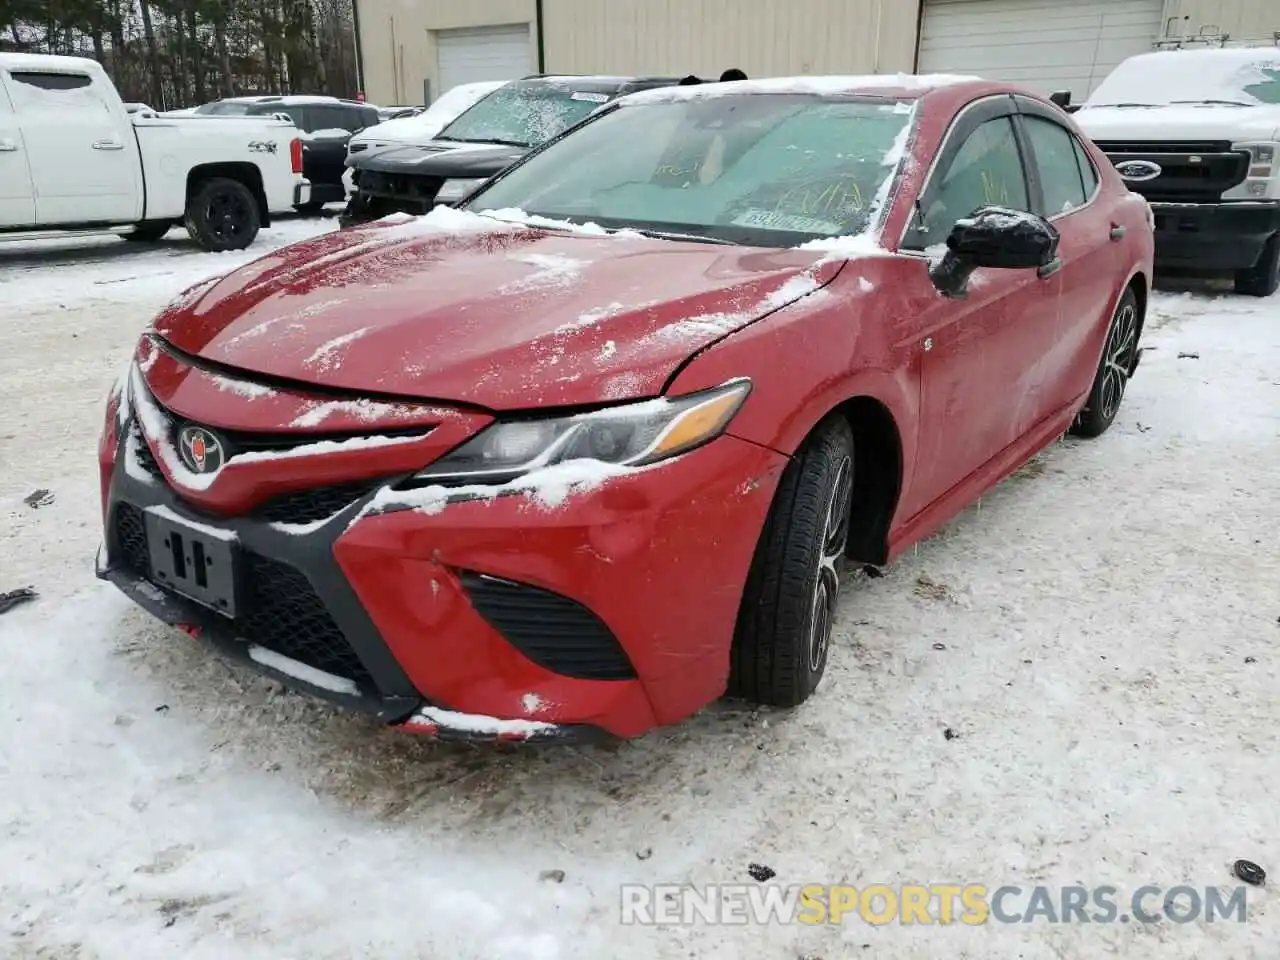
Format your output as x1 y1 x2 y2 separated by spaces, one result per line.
1049 90 1071 107
929 206 1061 298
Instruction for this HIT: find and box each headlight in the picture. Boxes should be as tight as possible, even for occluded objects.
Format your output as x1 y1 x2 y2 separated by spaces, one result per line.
411 379 751 486
434 178 488 203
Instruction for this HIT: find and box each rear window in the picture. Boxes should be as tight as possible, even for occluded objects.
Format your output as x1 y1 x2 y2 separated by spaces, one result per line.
10 71 92 91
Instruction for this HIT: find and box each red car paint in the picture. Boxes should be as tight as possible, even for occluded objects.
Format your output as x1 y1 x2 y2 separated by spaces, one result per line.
99 78 1153 739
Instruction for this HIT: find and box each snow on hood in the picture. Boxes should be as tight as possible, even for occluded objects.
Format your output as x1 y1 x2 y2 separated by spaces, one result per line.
150 206 848 411
616 73 981 105
1074 103 1280 142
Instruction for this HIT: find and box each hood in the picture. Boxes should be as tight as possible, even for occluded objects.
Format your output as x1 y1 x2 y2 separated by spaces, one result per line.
350 114 451 149
152 211 843 411
355 141 527 177
1074 104 1280 143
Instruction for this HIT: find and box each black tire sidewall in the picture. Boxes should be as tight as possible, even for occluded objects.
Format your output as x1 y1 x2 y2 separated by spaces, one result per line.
186 178 260 252
729 416 854 706
1072 288 1138 438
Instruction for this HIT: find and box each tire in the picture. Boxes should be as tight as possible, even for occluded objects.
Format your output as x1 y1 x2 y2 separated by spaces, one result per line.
728 416 854 707
122 221 172 243
1071 288 1140 439
184 177 260 252
1234 233 1280 298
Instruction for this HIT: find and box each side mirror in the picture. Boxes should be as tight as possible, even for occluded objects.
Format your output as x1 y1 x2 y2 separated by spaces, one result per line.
929 206 1061 298
1049 90 1071 108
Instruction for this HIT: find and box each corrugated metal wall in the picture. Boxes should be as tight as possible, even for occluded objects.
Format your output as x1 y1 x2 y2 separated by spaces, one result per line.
355 0 915 106
540 0 918 78
355 0 538 105
353 0 1279 107
1161 0 1279 43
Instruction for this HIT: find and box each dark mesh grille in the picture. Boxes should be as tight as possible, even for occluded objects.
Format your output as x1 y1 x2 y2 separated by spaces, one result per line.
459 572 635 680
130 422 164 478
254 481 381 525
113 503 151 576
239 554 375 688
109 504 374 690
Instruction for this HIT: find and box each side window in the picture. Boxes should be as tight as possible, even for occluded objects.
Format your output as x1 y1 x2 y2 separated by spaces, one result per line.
1022 114 1086 215
309 105 352 133
360 107 379 129
1072 135 1099 197
918 116 1029 243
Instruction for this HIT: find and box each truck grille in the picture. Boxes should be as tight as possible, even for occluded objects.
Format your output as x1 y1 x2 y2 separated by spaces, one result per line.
1094 140 1248 203
355 171 444 213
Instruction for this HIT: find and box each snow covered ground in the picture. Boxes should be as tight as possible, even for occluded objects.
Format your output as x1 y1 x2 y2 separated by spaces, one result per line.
1 223 1278 959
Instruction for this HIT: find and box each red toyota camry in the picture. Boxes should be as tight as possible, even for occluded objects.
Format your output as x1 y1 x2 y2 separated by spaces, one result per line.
97 75 1153 741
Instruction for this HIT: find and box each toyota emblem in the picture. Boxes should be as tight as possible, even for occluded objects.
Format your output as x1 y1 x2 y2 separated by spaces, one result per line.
177 425 226 474
1114 159 1162 182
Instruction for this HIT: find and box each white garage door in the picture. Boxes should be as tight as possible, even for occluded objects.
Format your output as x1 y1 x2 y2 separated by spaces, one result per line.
919 0 1164 99
436 24 534 95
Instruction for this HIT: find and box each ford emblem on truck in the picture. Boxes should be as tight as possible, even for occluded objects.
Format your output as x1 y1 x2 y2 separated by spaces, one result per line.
1114 160 1162 182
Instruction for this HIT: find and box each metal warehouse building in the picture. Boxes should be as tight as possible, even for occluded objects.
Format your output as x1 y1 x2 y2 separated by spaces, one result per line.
354 0 1279 107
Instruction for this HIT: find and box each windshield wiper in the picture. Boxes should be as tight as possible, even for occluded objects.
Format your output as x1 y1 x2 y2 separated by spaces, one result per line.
458 137 530 148
1170 99 1252 107
1093 102 1158 108
629 227 734 245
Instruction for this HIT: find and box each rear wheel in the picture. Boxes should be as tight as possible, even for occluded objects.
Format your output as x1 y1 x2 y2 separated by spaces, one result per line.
184 177 260 252
728 416 854 707
1234 233 1280 297
1072 288 1139 438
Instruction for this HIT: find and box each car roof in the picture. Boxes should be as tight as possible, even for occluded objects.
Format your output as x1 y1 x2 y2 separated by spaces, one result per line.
214 94 368 106
614 73 988 105
0 52 102 73
510 74 685 94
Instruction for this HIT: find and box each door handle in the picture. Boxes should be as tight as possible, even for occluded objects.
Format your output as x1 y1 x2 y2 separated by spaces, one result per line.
92 140 124 150
0 138 17 152
1109 224 1126 240
1037 256 1063 279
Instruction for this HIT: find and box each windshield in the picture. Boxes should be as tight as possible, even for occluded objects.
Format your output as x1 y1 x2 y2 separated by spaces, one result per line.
437 82 613 147
1085 52 1280 107
463 94 914 246
195 101 253 115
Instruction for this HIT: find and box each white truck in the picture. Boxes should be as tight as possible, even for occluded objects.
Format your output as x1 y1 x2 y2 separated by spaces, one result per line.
0 53 310 252
1071 46 1280 296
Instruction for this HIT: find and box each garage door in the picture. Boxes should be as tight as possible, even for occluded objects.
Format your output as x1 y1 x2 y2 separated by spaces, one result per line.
436 24 534 93
919 0 1164 99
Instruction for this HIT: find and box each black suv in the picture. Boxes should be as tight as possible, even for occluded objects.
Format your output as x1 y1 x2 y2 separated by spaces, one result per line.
195 95 382 210
339 75 684 226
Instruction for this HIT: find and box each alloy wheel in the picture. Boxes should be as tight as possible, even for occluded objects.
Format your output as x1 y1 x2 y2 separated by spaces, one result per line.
808 454 853 673
1098 302 1138 422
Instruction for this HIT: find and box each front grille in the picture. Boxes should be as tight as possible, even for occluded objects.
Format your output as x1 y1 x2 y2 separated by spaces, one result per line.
459 572 636 680
239 554 375 688
1095 139 1248 203
357 170 443 212
114 503 151 576
110 505 374 689
130 422 163 478
255 480 382 525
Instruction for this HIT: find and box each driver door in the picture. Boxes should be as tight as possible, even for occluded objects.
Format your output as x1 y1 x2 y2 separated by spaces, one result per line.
896 96 1063 523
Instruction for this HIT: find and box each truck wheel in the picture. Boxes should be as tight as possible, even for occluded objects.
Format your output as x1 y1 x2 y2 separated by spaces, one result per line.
185 177 260 252
1234 234 1280 297
123 222 172 243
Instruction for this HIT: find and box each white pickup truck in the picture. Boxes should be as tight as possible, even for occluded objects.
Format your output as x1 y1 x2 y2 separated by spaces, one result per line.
1072 46 1280 296
0 53 310 251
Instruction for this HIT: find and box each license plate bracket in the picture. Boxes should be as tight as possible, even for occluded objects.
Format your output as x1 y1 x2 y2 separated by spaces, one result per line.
143 508 238 618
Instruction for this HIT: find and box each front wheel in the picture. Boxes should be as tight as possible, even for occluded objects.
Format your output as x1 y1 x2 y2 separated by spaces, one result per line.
728 416 854 707
1071 288 1140 438
1234 233 1280 297
184 177 260 252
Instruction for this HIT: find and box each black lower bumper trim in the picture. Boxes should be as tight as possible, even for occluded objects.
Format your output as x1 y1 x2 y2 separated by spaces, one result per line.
1151 202 1280 271
98 555 419 721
